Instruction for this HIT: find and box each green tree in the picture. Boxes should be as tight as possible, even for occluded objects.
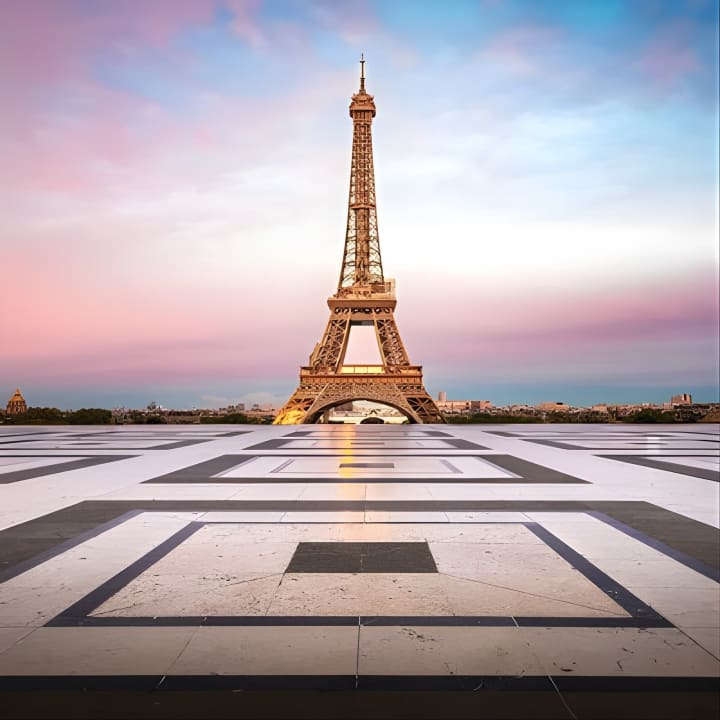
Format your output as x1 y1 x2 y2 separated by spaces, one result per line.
199 413 268 424
8 407 65 424
621 408 677 423
67 408 112 424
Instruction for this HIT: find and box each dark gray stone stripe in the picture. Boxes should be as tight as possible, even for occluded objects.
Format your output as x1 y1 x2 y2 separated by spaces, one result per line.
481 455 587 484
0 510 144 584
146 476 587 485
0 431 62 440
244 438 490 450
46 522 204 624
524 439 592 449
525 524 666 622
0 440 211 450
142 454 590 484
527 439 719 451
143 454 258 482
0 455 135 484
136 439 213 449
1 500 717 579
588 511 720 582
49 615 670 629
0 674 715 692
599 455 719 482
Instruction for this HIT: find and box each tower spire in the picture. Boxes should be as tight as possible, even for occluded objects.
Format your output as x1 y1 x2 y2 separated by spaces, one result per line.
339 54 382 292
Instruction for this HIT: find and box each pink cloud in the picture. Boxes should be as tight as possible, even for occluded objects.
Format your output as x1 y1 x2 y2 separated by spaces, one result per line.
637 21 702 90
402 270 719 366
479 24 563 75
0 1 274 195
0 1 220 98
2 250 716 390
305 0 380 45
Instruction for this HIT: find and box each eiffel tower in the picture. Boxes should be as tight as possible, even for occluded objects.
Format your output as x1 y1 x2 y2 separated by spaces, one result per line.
274 57 444 425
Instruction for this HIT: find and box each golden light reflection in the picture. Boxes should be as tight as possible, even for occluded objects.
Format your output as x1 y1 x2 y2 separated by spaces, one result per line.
272 407 307 425
338 430 358 482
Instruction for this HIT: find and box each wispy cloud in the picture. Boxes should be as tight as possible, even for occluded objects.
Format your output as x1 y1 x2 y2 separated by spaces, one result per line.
1 0 717 407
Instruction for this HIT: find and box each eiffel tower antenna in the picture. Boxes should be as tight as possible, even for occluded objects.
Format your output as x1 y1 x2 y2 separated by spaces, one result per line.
274 59 444 425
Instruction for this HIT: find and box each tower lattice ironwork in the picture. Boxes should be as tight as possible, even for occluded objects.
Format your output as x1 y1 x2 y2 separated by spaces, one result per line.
274 57 443 425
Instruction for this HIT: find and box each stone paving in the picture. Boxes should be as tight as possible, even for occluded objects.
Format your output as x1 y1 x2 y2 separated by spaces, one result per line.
0 424 718 719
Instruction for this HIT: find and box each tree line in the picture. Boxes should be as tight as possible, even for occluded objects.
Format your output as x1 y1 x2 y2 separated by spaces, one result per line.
2 407 112 424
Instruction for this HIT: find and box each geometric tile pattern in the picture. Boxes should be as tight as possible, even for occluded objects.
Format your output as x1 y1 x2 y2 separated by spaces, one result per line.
141 453 592 484
0 423 718 719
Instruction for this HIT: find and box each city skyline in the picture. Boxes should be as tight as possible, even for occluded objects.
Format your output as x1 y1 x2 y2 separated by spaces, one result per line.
2 1 718 411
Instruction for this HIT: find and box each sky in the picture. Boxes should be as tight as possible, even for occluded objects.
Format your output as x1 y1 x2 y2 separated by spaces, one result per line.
1 0 718 411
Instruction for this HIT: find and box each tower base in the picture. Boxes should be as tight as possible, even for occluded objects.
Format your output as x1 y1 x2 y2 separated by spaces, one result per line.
274 368 444 424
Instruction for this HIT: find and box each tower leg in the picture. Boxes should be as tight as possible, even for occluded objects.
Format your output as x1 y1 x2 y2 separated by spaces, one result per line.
275 377 445 425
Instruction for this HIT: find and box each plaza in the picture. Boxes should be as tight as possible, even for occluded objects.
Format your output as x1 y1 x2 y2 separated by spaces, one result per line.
0 423 717 718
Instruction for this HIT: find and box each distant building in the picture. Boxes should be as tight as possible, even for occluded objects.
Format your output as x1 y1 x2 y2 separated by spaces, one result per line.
222 404 246 413
437 398 493 415
671 393 692 405
6 388 27 416
437 391 447 403
536 401 571 413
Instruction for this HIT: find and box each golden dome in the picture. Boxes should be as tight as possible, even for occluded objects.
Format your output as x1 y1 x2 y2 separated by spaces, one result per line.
6 388 27 415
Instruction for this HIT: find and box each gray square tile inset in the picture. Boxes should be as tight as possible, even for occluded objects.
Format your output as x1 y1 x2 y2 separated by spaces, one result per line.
285 542 438 573
339 462 395 469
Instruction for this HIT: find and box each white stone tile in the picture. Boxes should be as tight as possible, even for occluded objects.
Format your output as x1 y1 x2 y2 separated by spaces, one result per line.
0 458 80 473
296 484 367 501
200 511 285 523
526 627 720 676
0 627 35 654
281 511 365 523
445 512 530 523
626 587 720 628
588 557 718 590
358 626 545 675
364 485 435 500
98 485 241 500
0 582 93 628
0 627 196 675
441 574 627 618
169 626 358 675
230 484 306 500
425 485 505 500
91 573 283 617
425 524 541 544
364 512 449 523
431 542 628 616
537 521 665 561
267 573 453 616
679 627 720 660
523 512 597 523
133 537 298 575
